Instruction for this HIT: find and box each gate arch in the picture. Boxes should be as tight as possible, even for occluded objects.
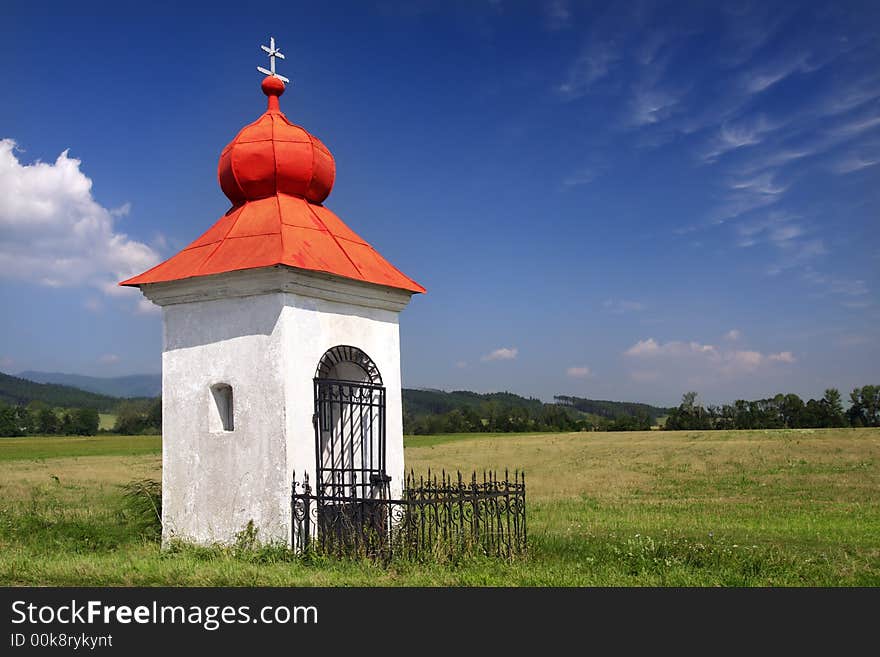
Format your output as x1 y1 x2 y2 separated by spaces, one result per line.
315 345 382 385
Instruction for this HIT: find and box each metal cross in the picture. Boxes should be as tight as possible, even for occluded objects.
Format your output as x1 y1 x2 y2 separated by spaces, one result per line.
257 36 290 84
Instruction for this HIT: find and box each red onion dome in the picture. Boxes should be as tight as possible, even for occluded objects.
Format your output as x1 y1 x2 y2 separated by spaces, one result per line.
217 76 335 206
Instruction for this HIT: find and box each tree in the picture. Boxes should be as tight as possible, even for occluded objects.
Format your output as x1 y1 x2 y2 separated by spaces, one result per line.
72 408 99 436
681 391 698 413
146 398 162 431
113 401 156 434
36 408 60 435
780 393 805 428
0 402 23 436
665 392 712 430
60 412 74 435
13 406 34 434
848 385 879 427
822 388 846 427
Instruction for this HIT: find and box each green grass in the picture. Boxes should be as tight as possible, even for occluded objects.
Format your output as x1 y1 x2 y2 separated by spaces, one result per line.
0 429 878 586
0 434 160 461
98 413 117 431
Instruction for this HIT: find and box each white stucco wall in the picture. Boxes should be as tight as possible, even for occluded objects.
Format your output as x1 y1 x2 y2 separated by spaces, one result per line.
279 294 405 501
146 268 412 547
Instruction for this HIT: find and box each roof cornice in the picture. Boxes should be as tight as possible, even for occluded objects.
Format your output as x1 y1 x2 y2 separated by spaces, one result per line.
139 265 414 312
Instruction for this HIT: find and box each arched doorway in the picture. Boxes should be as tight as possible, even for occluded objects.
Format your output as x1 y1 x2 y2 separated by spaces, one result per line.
313 346 388 502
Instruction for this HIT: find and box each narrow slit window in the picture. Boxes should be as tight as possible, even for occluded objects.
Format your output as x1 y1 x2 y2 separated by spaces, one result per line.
211 384 234 431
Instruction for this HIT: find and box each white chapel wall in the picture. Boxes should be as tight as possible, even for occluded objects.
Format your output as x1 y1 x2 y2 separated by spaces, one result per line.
161 292 289 546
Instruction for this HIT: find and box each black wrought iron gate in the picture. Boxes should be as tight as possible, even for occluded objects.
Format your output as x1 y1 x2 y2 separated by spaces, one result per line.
313 378 388 500
312 372 390 552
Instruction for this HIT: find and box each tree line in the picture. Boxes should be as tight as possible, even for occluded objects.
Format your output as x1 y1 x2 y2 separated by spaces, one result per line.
664 386 879 430
0 401 100 436
404 402 653 434
0 398 162 437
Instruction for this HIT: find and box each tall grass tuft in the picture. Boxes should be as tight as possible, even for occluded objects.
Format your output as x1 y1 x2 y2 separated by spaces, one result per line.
120 478 162 540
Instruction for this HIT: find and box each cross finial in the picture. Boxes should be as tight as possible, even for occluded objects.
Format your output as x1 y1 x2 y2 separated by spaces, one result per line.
257 36 290 84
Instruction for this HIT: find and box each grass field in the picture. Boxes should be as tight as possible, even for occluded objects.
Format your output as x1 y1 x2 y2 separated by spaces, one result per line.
1 428 878 586
98 413 117 431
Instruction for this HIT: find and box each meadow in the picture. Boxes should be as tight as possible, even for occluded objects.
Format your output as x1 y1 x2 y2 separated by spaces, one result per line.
0 428 878 586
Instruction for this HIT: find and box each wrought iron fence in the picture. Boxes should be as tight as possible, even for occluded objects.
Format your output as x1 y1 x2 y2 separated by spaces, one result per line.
291 469 526 561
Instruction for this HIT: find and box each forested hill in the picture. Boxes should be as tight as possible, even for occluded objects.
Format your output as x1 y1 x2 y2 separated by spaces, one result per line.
0 372 120 412
553 395 671 422
402 389 670 420
403 389 545 417
18 371 161 398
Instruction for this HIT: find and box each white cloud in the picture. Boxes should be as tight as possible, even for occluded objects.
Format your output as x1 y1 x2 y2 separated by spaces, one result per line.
624 337 795 378
566 366 591 378
624 338 716 358
136 298 161 315
110 202 131 217
724 329 741 341
0 355 14 371
481 347 518 362
603 299 645 313
0 139 159 302
98 353 120 364
455 360 468 369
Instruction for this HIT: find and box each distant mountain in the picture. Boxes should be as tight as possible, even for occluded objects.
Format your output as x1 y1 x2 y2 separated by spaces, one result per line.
0 372 120 411
18 371 161 398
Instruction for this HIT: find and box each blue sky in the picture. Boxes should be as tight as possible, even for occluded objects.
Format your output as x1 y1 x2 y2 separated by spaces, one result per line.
1 1 878 406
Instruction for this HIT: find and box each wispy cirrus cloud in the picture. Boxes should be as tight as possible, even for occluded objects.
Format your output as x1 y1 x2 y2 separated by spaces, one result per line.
550 4 876 322
802 270 870 305
629 86 680 126
709 171 789 224
740 51 816 94
562 168 599 187
831 112 880 138
735 211 804 248
543 0 571 31
557 41 619 99
700 115 779 163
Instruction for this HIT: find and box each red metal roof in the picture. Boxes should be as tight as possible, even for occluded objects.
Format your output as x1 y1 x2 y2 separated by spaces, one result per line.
121 76 424 294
